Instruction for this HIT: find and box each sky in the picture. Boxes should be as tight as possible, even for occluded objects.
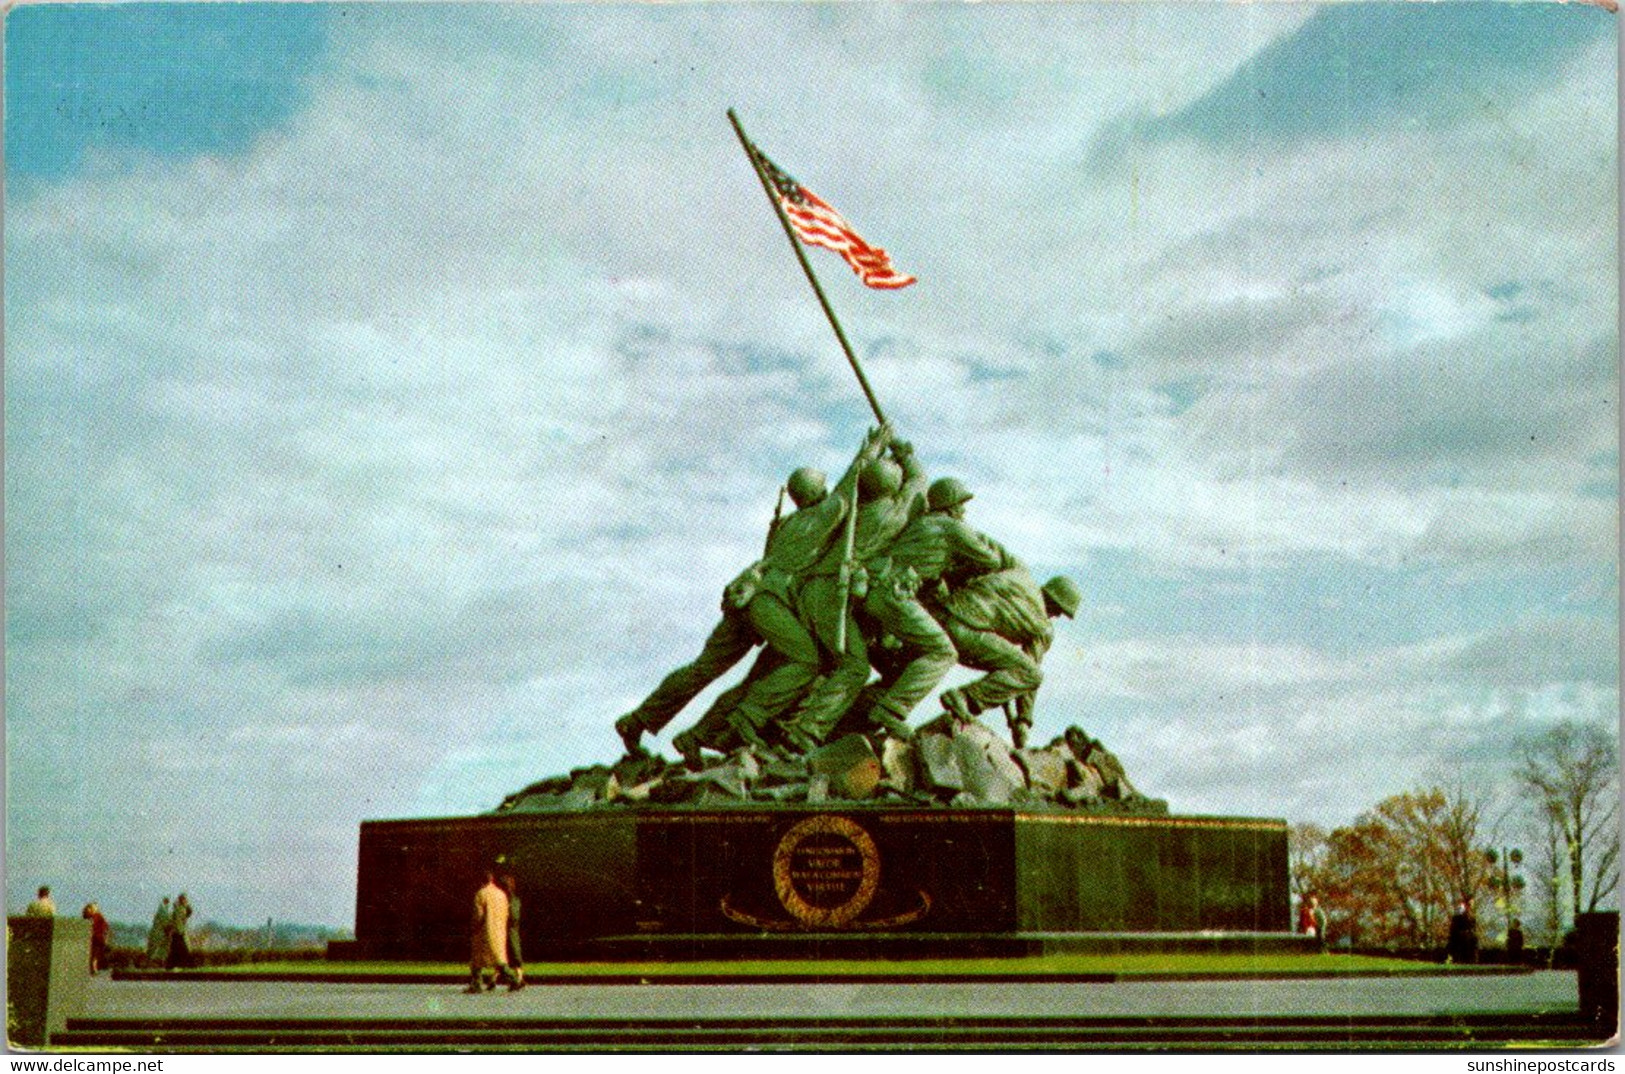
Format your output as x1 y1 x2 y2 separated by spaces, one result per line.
4 2 1617 928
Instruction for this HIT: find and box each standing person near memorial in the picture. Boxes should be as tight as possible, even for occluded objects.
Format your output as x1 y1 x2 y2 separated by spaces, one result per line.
1506 918 1526 962
82 903 111 973
24 886 55 917
466 871 516 993
1310 895 1329 953
146 896 172 966
166 893 193 969
501 875 526 991
1447 898 1479 964
1298 895 1318 939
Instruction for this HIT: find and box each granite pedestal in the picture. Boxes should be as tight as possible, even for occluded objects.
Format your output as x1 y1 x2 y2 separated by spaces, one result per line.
343 807 1290 961
7 917 91 1047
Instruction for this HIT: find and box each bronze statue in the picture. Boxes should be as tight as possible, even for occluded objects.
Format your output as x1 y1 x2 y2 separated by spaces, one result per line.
622 427 889 757
780 437 927 748
937 571 1080 747
850 476 1006 736
619 442 1090 760
717 425 891 749
611 455 845 754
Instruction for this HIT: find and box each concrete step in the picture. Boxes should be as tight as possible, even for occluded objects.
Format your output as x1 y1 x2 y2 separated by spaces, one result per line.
110 965 1530 985
54 1013 1606 1051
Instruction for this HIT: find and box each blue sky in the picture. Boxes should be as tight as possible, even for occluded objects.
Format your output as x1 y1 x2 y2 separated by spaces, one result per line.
5 3 1617 926
6 4 326 179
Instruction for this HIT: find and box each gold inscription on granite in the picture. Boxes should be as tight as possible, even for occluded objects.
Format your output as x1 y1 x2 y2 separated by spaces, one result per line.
771 815 880 928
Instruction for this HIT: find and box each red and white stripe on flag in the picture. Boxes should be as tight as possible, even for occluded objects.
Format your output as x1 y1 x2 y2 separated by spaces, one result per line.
755 146 916 290
780 185 916 290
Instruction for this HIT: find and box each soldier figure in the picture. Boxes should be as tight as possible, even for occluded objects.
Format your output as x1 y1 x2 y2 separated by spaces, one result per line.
937 572 1081 747
669 647 786 764
616 427 1084 759
779 438 927 749
611 466 827 754
720 426 892 749
617 427 892 755
855 476 1006 736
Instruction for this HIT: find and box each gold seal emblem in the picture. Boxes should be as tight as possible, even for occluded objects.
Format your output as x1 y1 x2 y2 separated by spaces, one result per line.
771 815 881 928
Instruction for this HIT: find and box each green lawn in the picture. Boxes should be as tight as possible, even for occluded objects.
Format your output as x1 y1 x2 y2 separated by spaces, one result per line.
208 952 1450 977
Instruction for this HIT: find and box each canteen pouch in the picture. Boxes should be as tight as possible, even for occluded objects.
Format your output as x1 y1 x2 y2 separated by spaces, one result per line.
723 562 764 611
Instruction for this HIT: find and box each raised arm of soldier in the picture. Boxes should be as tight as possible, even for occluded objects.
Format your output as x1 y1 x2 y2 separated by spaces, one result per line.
758 423 891 573
934 504 1005 587
888 437 929 521
832 423 893 501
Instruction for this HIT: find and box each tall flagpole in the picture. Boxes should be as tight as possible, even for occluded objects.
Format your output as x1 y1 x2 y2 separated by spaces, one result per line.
727 108 888 428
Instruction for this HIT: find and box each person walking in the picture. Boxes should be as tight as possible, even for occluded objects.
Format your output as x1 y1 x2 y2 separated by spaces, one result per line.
165 893 193 970
501 875 526 991
146 896 172 966
466 871 517 993
24 886 56 917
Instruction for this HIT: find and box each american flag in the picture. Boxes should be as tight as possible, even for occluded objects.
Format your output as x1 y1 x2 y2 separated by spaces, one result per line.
753 146 916 290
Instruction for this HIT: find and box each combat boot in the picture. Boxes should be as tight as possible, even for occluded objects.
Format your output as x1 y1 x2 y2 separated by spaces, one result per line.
614 713 645 756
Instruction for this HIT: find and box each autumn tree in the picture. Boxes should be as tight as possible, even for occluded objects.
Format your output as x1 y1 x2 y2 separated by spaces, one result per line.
1310 785 1495 949
1314 814 1406 946
1517 720 1620 923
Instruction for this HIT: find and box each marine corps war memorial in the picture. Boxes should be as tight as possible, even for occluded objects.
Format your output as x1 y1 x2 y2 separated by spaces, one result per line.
343 110 1292 965
13 104 1612 1055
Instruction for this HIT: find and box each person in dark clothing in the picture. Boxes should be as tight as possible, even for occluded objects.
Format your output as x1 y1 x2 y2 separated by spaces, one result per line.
82 904 111 974
1447 898 1479 964
501 875 526 991
166 893 194 970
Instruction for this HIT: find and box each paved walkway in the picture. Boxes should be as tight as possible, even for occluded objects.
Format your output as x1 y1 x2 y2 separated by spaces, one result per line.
84 971 1579 1023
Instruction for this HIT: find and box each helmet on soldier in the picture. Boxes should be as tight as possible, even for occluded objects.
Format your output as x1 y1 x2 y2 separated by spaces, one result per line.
786 467 827 508
927 477 973 513
1042 575 1081 619
859 458 904 500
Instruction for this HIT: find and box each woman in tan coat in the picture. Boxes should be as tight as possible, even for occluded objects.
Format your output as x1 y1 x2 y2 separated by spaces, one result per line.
466 871 516 992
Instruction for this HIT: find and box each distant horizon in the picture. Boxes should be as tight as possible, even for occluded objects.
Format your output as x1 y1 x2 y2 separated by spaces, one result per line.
6 2 1617 929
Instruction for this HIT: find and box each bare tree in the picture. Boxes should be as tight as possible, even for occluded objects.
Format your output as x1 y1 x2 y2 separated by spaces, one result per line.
1375 791 1453 944
1289 823 1329 899
1518 719 1620 920
1530 797 1567 947
1435 782 1497 908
